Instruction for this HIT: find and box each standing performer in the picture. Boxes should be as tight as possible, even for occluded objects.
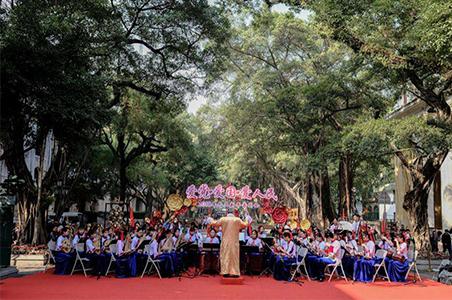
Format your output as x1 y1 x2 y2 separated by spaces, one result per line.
210 209 248 278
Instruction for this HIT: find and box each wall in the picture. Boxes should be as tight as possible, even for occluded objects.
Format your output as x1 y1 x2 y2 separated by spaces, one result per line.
441 152 452 230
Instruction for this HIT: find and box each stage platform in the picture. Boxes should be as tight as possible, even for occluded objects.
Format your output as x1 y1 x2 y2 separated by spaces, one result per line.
220 276 244 285
0 270 449 300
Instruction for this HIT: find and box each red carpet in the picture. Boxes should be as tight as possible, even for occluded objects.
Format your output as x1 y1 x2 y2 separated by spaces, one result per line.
1 271 450 300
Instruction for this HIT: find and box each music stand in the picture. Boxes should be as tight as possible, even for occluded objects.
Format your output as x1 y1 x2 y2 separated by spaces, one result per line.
259 239 274 277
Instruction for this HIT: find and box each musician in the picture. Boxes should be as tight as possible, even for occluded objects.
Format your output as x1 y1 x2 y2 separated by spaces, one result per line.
131 230 143 252
353 234 376 282
309 232 340 281
273 232 297 281
246 230 262 249
115 231 136 278
352 213 361 241
362 234 376 258
297 230 310 248
329 218 339 233
184 226 201 245
258 225 267 238
204 229 220 244
101 229 110 245
209 209 248 278
56 228 70 251
378 234 394 251
85 232 107 276
72 227 86 248
394 235 408 259
54 228 74 275
172 228 180 245
383 234 410 282
157 229 176 277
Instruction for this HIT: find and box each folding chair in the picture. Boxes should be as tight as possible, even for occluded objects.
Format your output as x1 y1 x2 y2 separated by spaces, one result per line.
324 249 348 282
141 244 162 279
290 247 311 281
372 249 390 282
44 240 56 272
405 250 422 282
71 242 92 277
105 244 118 276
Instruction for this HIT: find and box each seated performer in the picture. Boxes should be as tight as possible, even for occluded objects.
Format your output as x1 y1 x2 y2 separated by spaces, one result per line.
85 232 107 276
378 234 394 251
273 231 297 281
308 232 341 281
386 235 410 282
54 227 74 275
204 229 220 244
115 231 136 278
246 230 263 249
72 227 86 248
353 234 377 282
157 229 176 277
258 225 267 238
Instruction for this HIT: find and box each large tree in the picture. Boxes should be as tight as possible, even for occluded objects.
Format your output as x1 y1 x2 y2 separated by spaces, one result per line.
0 0 115 244
204 10 392 225
277 0 452 249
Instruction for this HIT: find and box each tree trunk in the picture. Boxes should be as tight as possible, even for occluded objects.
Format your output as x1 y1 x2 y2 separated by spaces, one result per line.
319 168 335 223
117 130 128 204
32 134 48 245
401 152 447 252
338 154 354 218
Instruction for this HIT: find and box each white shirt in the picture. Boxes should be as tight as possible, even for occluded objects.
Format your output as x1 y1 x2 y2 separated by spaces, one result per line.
365 240 376 257
131 236 140 251
246 237 262 248
72 235 80 247
204 236 220 244
148 240 159 258
116 240 125 255
184 233 198 243
56 235 66 251
352 221 360 239
331 240 341 257
329 224 338 233
86 239 95 253
278 238 288 249
397 242 408 258
284 240 297 258
378 239 393 250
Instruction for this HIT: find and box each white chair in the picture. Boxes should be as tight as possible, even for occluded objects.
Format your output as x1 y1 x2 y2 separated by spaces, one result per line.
324 249 348 282
141 244 162 279
290 247 311 281
71 243 92 277
372 249 390 282
405 250 422 282
105 244 118 276
44 240 56 272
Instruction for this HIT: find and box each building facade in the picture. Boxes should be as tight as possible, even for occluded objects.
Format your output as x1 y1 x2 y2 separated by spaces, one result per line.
388 93 452 231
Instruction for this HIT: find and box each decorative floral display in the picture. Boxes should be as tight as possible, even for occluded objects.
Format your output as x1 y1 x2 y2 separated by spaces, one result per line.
272 206 289 224
167 194 184 211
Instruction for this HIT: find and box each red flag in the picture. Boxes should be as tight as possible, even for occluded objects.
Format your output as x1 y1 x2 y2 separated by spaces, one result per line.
129 203 135 228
